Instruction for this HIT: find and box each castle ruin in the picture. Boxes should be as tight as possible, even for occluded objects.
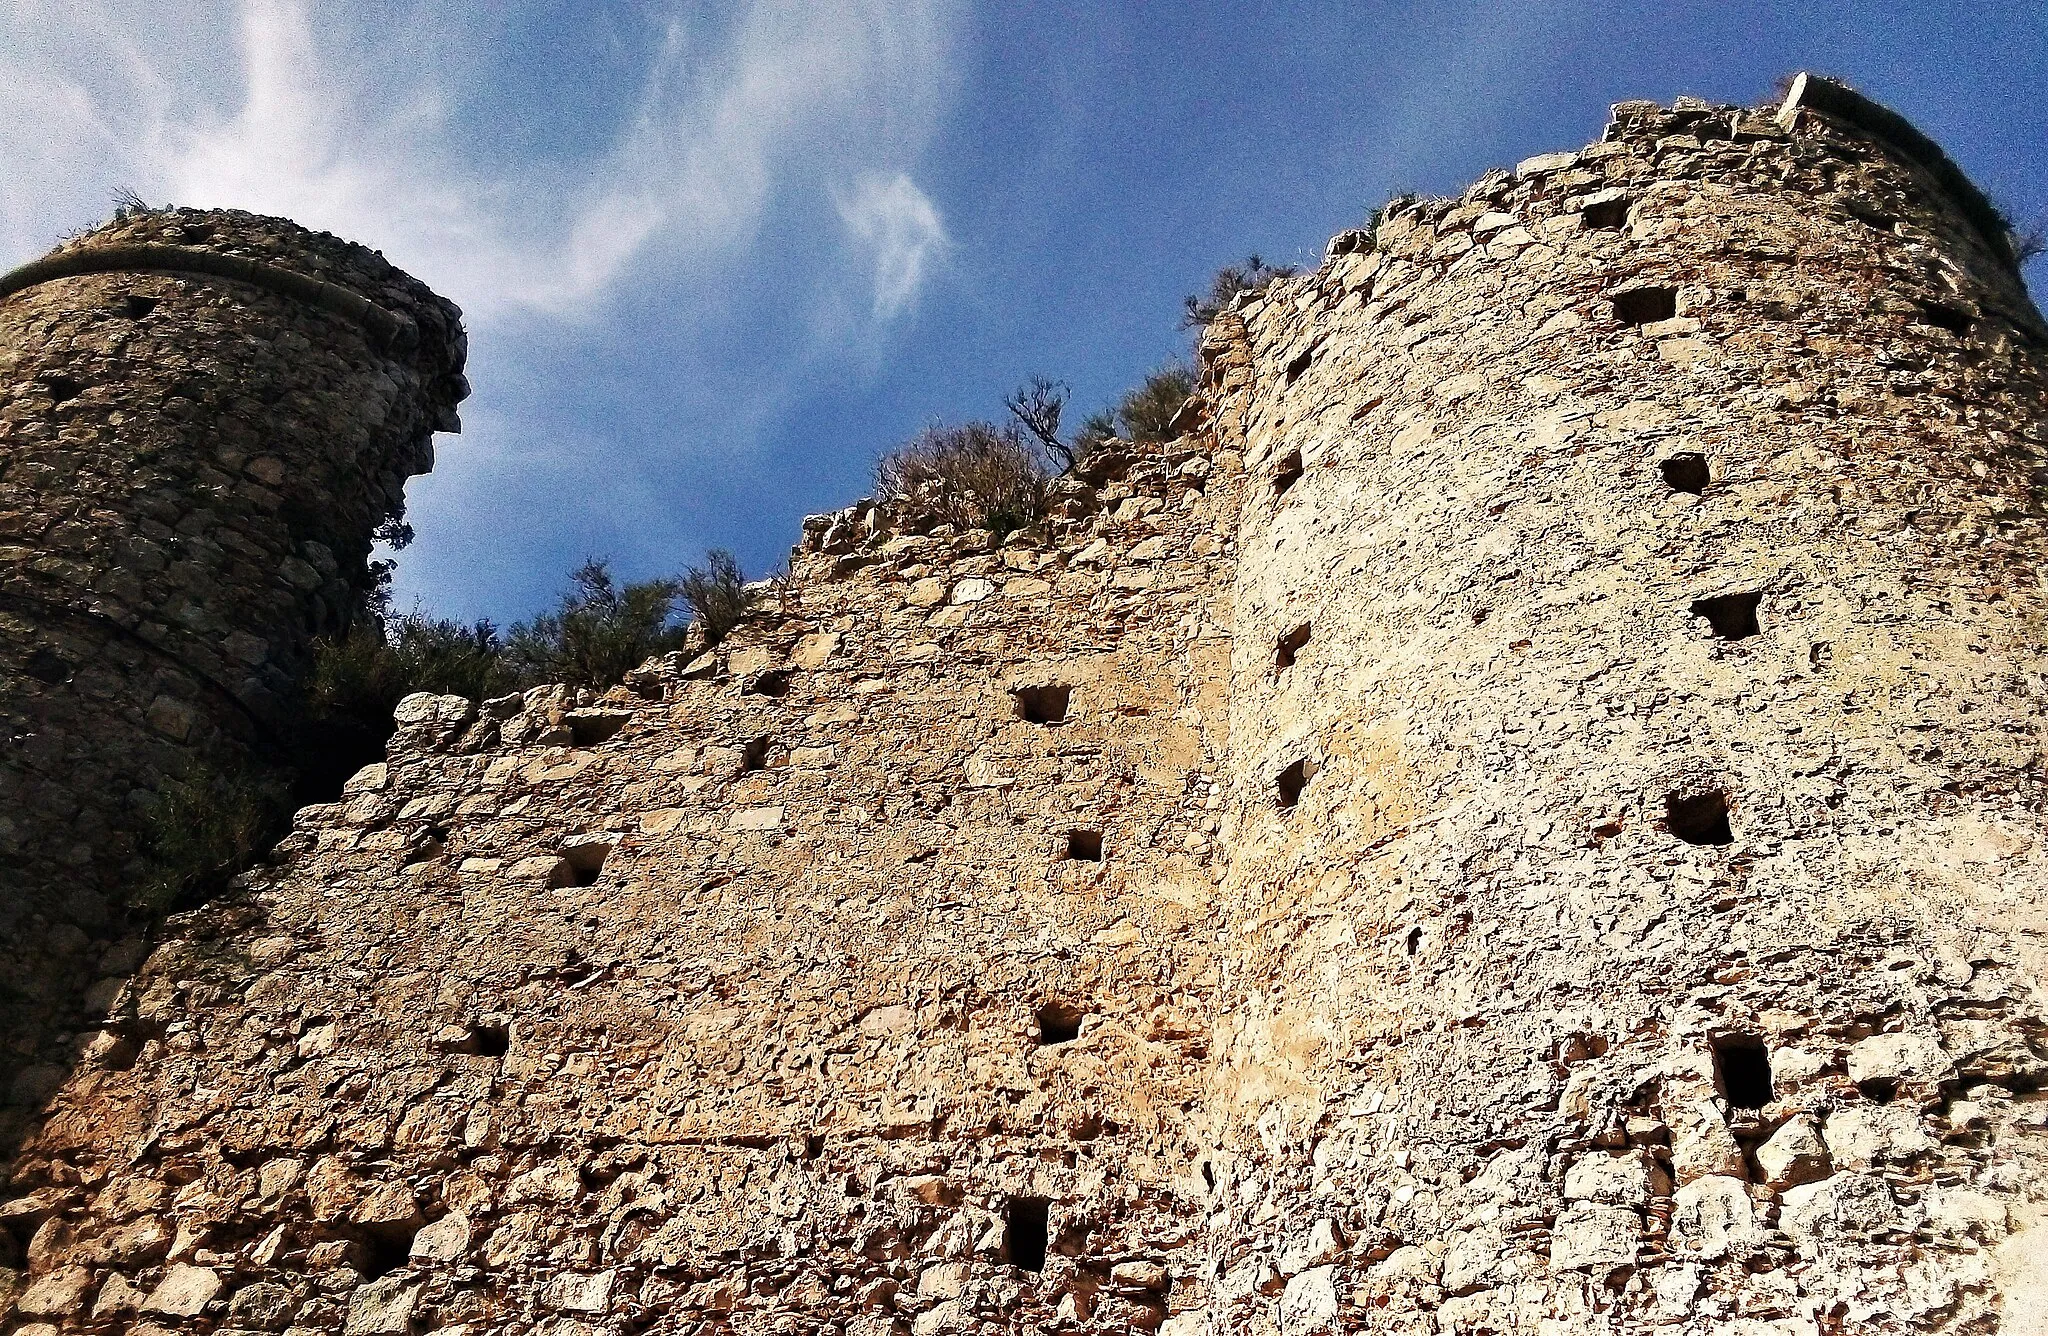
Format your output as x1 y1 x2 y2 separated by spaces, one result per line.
3 74 2046 1336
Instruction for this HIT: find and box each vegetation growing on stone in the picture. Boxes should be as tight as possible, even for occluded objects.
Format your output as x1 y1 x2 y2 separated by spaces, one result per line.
1182 254 1296 327
875 420 1054 537
503 559 692 689
678 548 752 647
135 764 283 913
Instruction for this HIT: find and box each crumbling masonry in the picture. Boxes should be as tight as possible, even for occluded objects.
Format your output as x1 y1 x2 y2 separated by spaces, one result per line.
0 211 467 1127
4 75 2047 1336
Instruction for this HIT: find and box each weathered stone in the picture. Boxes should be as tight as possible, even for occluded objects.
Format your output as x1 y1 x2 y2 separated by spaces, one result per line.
143 1264 223 1317
5 73 2048 1336
1549 1202 1641 1270
1669 1176 1765 1261
1754 1114 1831 1189
1277 1265 1340 1333
15 1266 93 1318
410 1210 472 1263
343 1276 419 1336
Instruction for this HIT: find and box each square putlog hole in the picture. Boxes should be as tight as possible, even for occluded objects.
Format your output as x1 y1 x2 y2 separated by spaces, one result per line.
1036 1002 1084 1046
1664 789 1733 846
1012 684 1072 725
1659 452 1710 495
1610 285 1678 325
1066 830 1103 862
1272 449 1304 498
549 838 612 889
1005 1197 1051 1272
1712 1033 1773 1109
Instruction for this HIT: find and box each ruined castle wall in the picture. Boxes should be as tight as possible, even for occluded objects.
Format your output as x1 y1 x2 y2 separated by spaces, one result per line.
1202 89 2048 1332
1 444 1244 1334
8 78 2048 1336
0 211 466 1130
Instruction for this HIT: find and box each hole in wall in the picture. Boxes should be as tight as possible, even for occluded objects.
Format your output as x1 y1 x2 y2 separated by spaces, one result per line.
1275 623 1311 672
1915 301 1974 337
1581 194 1630 229
1404 927 1423 956
1012 684 1072 725
469 1023 510 1058
742 735 772 771
402 824 449 865
1711 1033 1773 1108
747 669 792 698
566 711 629 746
40 375 83 403
1660 452 1711 495
1036 1002 1084 1046
1005 1197 1051 1272
1690 591 1762 640
24 648 73 684
1610 286 1678 325
121 294 159 319
1858 1076 1900 1105
1275 758 1317 809
804 1133 826 1161
1066 830 1104 862
1664 789 1733 846
1284 345 1316 385
1271 450 1304 498
353 1226 415 1281
549 840 611 889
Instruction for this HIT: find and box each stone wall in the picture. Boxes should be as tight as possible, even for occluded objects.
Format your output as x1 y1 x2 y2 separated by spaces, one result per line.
3 76 2046 1336
0 210 466 1148
1202 81 2048 1333
1 441 1245 1333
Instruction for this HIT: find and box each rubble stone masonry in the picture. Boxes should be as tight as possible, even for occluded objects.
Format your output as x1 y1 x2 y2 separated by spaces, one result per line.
3 76 2047 1336
0 211 467 1144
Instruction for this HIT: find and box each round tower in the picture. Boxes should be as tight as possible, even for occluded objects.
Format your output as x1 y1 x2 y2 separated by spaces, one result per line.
0 209 465 1101
1204 78 2048 1330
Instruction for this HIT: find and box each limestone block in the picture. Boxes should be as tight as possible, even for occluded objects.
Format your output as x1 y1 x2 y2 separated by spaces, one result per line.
1669 1100 1746 1183
1549 1202 1641 1270
1755 1114 1832 1189
142 1264 222 1317
15 1266 93 1318
1278 1265 1340 1333
1562 1149 1664 1208
344 1276 420 1336
1824 1104 1934 1169
1846 1033 1954 1094
1780 1173 1903 1248
411 1210 472 1263
1669 1176 1765 1260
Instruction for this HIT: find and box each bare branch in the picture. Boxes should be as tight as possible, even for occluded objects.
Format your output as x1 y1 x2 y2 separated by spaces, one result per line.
1004 376 1076 470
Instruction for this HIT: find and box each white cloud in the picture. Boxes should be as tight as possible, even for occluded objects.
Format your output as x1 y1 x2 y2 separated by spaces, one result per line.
836 172 949 319
0 0 958 329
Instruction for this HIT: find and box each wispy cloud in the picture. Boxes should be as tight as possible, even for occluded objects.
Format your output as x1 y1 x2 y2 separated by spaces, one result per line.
836 173 950 318
0 0 957 329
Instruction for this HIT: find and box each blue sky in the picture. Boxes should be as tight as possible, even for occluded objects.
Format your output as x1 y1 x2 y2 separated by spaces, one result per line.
5 1 2044 624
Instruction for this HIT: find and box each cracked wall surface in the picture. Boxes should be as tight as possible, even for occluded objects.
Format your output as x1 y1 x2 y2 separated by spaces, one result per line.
4 76 2047 1336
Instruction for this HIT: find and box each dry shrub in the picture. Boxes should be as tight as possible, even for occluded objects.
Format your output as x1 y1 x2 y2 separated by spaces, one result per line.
680 549 752 646
876 421 1052 537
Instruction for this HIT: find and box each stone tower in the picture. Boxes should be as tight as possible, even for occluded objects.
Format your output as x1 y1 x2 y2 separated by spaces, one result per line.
0 211 466 1128
1202 75 2048 1332
2 77 2045 1336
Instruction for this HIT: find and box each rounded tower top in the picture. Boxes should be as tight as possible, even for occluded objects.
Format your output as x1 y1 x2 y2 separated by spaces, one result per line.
4 204 468 429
